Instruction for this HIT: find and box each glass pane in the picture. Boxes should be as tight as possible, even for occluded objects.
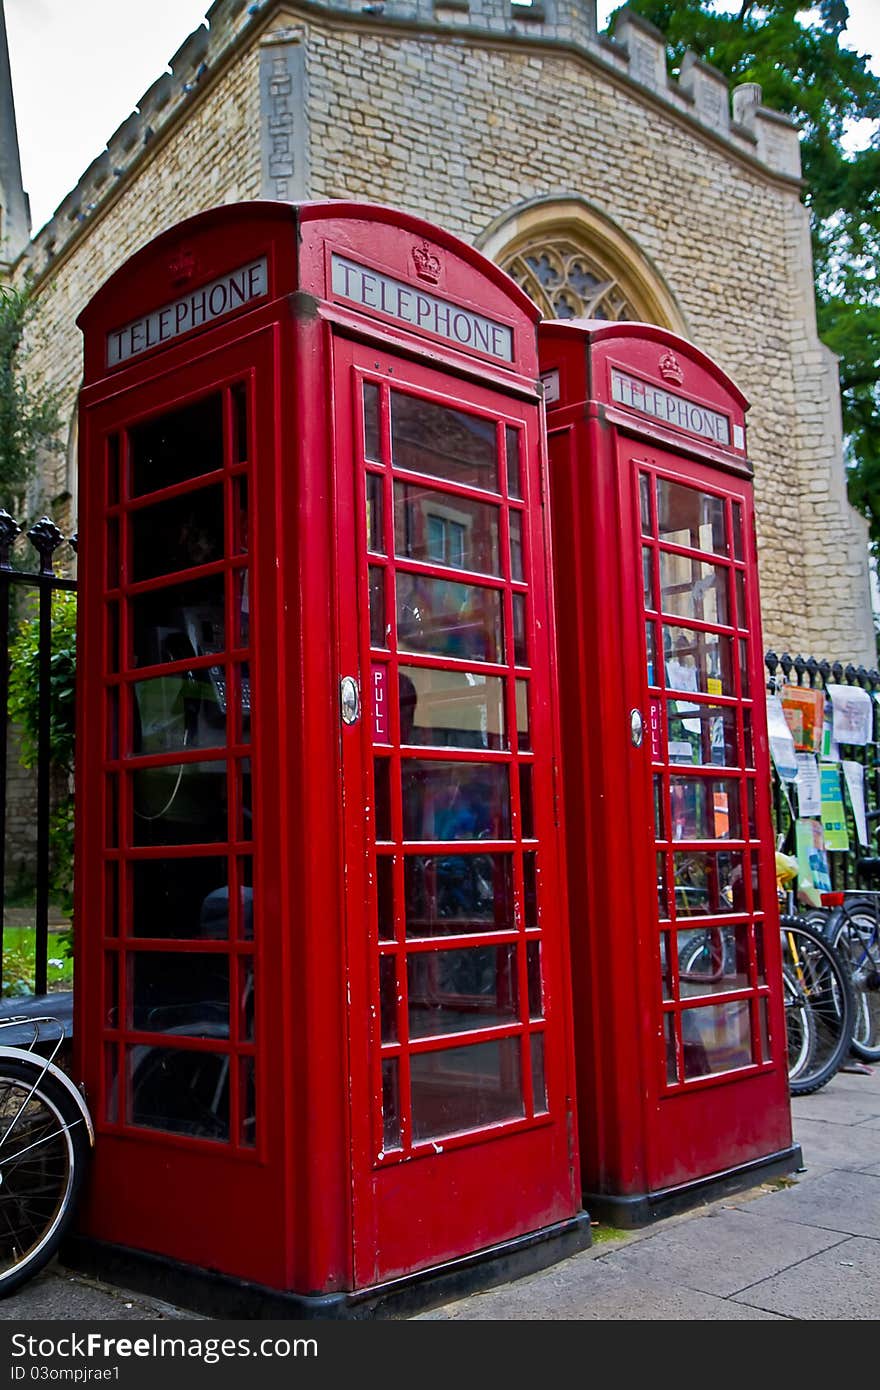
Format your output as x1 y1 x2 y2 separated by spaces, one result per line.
105 952 119 1029
399 666 506 749
374 758 392 841
232 476 248 556
364 383 381 462
666 701 743 768
410 1037 523 1141
736 571 747 629
376 855 395 941
663 625 735 697
646 621 656 686
130 572 226 671
106 519 119 588
523 853 537 928
657 479 727 554
130 486 224 583
394 481 500 576
382 1058 402 1151
105 862 119 937
131 760 228 846
128 1045 229 1140
516 681 530 750
132 672 226 755
105 1046 119 1123
380 954 398 1043
396 573 503 663
369 566 387 648
408 944 518 1037
643 547 654 609
639 473 652 534
233 662 251 745
233 569 250 650
107 433 120 506
105 776 118 848
506 426 521 499
665 1015 679 1083
239 1056 256 1148
238 857 254 940
660 932 672 1000
391 392 498 491
527 941 543 1018
759 997 770 1063
739 639 750 698
128 394 224 499
402 761 510 841
673 850 745 915
509 512 524 582
236 758 253 843
239 957 255 1043
107 603 120 673
657 853 669 918
232 382 248 465
681 1001 754 1077
405 853 515 938
513 593 527 666
131 856 229 939
130 952 229 1036
654 775 666 840
366 473 384 554
659 553 729 625
531 1033 548 1113
732 502 744 562
677 923 751 995
669 777 744 840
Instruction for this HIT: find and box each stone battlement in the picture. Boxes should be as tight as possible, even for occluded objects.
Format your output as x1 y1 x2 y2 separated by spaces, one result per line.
17 0 800 283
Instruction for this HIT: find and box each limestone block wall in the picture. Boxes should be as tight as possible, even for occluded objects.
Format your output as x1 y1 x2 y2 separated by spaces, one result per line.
10 0 875 664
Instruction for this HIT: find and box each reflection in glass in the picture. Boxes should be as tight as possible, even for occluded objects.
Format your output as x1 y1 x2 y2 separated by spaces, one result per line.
130 952 229 1036
736 571 747 629
643 546 654 609
759 997 770 1064
399 665 506 748
233 569 250 649
130 573 226 671
663 625 734 697
657 853 669 919
513 593 527 666
677 922 750 995
732 502 744 562
366 473 384 553
376 855 395 940
673 849 745 915
394 481 500 576
105 952 118 1028
531 1034 548 1113
408 944 518 1037
659 553 728 625
105 862 119 938
237 758 253 842
129 394 223 499
665 1015 678 1084
654 775 665 840
523 853 537 928
659 932 672 1000
640 473 652 534
382 1059 402 1151
364 383 381 462
669 776 743 840
128 1046 229 1140
404 853 514 937
646 621 656 686
374 758 392 841
106 519 119 588
130 486 225 584
396 572 503 663
238 857 254 940
391 392 497 491
240 957 255 1042
666 701 742 768
239 1056 256 1148
657 479 727 555
520 764 534 839
516 681 530 750
105 1046 119 1123
402 761 510 840
131 760 228 847
509 511 524 582
527 941 543 1018
410 1037 523 1141
369 566 386 648
681 1000 753 1077
131 856 229 939
132 672 226 755
233 477 248 555
232 381 248 465
380 954 398 1043
506 426 521 499
107 433 120 506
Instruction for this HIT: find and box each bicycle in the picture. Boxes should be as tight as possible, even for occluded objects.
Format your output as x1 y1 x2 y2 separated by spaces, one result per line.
821 888 880 1063
0 1016 94 1296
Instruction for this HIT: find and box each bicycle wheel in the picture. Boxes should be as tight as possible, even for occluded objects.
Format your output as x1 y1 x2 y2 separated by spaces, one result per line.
783 963 816 1084
825 900 880 1062
0 1057 91 1297
780 917 855 1096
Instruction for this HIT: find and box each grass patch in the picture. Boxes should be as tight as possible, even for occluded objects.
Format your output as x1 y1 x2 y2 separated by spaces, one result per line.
1 925 73 997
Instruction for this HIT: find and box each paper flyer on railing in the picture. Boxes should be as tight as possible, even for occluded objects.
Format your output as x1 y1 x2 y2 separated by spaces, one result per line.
766 694 798 781
795 818 832 907
825 682 873 747
795 752 821 817
780 685 825 752
819 763 850 851
842 759 869 847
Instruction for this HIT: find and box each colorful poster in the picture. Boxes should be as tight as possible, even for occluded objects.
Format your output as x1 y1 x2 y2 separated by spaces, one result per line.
766 694 798 781
842 759 869 848
819 763 849 851
795 753 821 817
826 683 873 747
795 819 832 908
780 686 825 753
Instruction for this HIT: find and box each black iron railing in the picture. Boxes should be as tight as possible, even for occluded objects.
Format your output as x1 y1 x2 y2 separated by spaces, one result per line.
0 510 76 997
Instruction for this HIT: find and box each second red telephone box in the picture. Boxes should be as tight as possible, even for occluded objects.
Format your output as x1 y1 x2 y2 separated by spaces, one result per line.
539 320 801 1224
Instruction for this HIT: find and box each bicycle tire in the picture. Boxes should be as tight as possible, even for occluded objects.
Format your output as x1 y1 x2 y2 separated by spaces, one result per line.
782 963 816 1083
780 917 855 1096
824 899 880 1062
0 1056 91 1297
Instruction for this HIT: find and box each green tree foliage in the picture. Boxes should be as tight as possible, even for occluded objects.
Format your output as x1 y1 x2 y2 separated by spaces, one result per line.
611 1 880 545
0 284 61 505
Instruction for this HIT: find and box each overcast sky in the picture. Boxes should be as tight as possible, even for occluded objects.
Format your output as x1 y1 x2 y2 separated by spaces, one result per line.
6 0 880 235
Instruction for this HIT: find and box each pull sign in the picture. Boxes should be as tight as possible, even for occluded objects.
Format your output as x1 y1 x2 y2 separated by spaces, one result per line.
630 708 644 747
372 664 389 741
340 676 361 726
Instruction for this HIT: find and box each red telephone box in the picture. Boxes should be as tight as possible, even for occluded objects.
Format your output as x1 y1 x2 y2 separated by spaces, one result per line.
539 321 800 1224
71 201 587 1313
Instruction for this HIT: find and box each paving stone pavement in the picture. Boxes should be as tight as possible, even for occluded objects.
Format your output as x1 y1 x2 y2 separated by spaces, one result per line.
1 1060 878 1322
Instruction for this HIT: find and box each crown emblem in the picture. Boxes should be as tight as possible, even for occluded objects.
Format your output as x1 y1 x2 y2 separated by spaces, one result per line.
659 350 684 385
169 249 197 286
412 240 441 283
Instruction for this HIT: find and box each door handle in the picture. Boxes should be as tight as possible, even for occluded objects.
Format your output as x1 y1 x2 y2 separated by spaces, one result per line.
340 675 361 725
630 708 644 747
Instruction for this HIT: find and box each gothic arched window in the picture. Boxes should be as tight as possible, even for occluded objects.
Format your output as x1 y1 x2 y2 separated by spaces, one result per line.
501 238 635 322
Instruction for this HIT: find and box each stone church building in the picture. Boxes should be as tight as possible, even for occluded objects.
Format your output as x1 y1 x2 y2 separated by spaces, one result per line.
0 0 874 663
